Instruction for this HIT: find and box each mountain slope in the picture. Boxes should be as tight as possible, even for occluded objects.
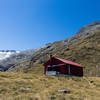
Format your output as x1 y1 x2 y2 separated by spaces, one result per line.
0 49 38 71
76 21 100 36
6 21 100 76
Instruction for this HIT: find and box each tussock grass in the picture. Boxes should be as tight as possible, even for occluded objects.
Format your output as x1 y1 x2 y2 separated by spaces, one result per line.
0 72 99 100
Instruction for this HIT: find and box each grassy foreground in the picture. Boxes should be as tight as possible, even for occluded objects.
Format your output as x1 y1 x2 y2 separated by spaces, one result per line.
0 72 100 100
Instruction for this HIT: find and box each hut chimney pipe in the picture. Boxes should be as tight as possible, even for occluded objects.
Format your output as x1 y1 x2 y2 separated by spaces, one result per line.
50 54 53 66
50 54 53 59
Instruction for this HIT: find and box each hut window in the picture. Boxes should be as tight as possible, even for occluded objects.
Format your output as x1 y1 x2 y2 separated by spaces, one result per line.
47 65 58 71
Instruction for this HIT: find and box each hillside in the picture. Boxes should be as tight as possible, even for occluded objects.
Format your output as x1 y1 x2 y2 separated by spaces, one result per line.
0 49 37 71
0 22 100 99
0 72 100 100
8 21 100 76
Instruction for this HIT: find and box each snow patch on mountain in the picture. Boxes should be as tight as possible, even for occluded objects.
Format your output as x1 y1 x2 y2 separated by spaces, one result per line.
0 51 20 60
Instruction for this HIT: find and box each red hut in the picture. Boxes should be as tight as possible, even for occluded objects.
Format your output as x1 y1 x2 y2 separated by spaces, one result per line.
43 56 84 77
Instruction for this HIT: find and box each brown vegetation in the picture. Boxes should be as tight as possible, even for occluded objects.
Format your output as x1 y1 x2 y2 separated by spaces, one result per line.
0 72 100 100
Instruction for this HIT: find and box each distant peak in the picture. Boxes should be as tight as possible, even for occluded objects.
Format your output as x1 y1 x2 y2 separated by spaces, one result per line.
87 21 100 26
76 21 100 36
0 50 19 53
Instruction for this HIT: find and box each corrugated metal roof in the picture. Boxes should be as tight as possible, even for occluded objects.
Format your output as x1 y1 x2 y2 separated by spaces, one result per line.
55 57 84 68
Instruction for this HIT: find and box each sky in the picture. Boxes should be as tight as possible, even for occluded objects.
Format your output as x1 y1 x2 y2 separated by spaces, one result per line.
0 0 100 50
